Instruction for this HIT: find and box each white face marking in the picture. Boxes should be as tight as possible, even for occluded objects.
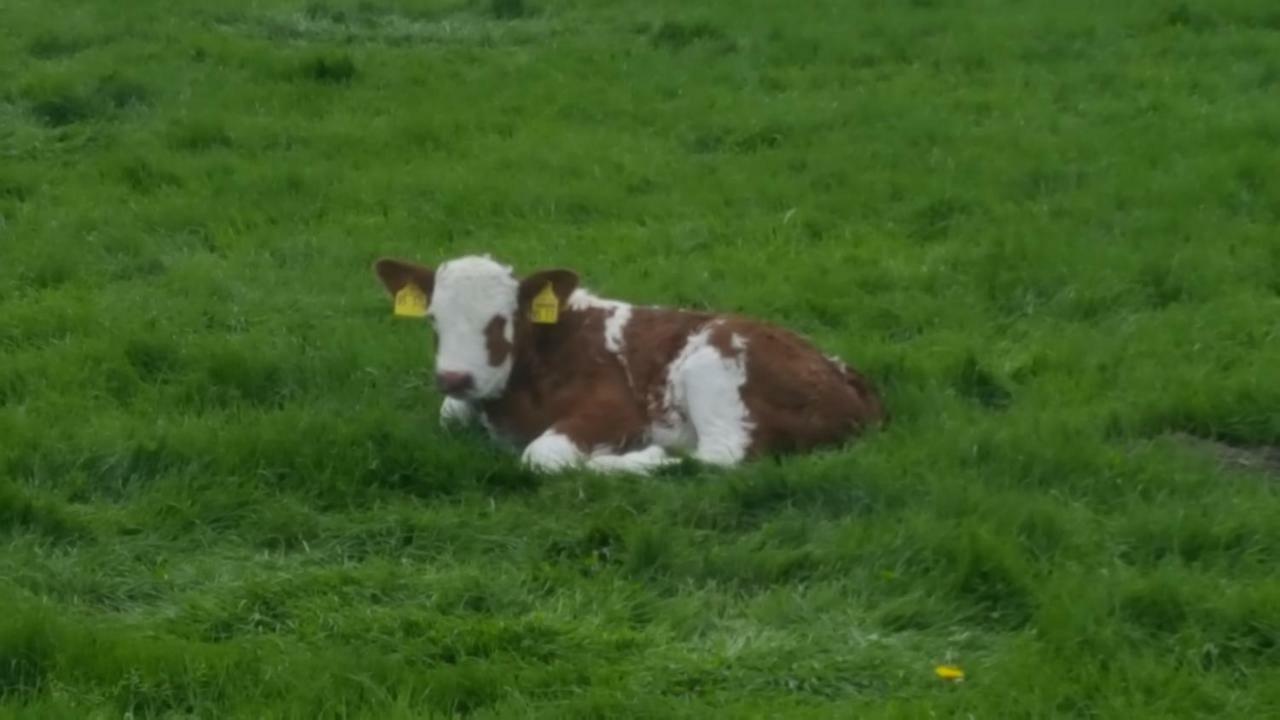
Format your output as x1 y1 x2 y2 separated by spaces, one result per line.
652 327 754 465
521 430 583 473
429 256 518 400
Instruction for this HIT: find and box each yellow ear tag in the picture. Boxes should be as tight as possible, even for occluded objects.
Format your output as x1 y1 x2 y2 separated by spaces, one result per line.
530 283 560 324
393 284 428 318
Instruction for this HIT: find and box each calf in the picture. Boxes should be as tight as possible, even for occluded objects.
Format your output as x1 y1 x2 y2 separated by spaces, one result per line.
374 255 885 474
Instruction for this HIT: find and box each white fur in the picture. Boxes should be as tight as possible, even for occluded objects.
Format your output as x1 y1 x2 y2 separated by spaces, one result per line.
523 432 675 475
604 304 632 355
568 289 626 313
587 445 676 474
439 397 477 428
651 326 754 466
521 430 583 473
570 289 635 387
648 327 704 452
430 256 517 400
568 289 633 354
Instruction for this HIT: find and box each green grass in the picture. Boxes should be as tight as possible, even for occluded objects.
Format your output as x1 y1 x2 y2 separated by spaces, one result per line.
2 0 1279 716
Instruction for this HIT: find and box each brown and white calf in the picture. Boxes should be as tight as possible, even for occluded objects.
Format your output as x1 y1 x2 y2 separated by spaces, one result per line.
374 255 885 474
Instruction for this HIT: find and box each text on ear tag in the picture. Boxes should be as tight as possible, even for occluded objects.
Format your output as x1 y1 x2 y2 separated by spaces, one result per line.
393 284 429 318
531 283 559 324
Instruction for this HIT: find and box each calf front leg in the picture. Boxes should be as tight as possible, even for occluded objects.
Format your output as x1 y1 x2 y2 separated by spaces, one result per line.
520 399 654 474
521 430 585 473
522 432 674 476
439 397 477 428
586 445 677 475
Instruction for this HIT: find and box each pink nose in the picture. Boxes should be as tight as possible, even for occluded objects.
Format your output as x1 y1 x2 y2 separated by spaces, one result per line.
435 371 474 396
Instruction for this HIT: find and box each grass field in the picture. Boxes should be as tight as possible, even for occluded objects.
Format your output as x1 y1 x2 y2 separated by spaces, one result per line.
3 0 1280 716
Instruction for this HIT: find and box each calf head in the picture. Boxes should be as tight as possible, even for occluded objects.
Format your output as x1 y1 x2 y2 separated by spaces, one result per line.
373 255 578 401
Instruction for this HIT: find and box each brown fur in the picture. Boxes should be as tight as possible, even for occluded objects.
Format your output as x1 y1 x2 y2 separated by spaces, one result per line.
480 299 885 458
484 315 512 367
704 319 884 456
374 257 886 462
373 258 433 297
480 303 649 452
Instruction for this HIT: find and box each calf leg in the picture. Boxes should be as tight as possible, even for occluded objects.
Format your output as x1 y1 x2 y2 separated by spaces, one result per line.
521 430 584 473
440 397 477 428
523 435 675 476
586 445 676 475
520 394 651 474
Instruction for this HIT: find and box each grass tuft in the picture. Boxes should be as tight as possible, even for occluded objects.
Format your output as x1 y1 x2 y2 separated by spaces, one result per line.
650 19 733 52
489 0 528 21
26 32 92 60
301 53 357 83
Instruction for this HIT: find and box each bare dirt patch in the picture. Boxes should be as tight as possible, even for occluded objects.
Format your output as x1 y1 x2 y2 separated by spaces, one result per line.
1169 432 1280 477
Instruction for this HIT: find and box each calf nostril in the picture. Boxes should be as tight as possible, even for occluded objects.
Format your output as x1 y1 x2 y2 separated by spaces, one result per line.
435 371 474 395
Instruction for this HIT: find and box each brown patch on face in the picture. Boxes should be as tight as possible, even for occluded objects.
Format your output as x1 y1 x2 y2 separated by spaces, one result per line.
485 315 512 367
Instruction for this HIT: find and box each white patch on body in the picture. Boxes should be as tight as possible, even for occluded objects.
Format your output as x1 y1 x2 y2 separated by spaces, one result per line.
648 327 705 452
568 289 622 313
429 255 517 399
569 289 634 387
651 326 754 466
604 304 632 355
521 430 583 473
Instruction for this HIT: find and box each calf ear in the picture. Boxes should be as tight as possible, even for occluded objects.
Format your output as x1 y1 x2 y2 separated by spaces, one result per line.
373 258 435 298
518 269 580 310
